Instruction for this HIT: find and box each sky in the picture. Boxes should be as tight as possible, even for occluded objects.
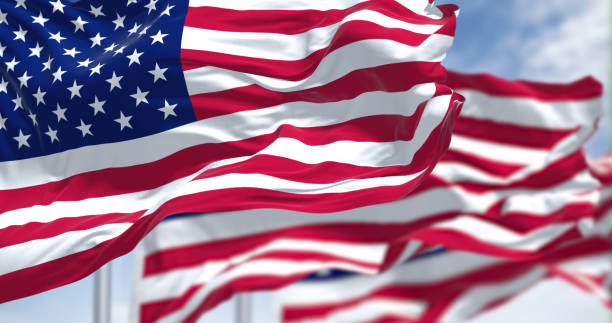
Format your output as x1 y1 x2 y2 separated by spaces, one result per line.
1 1 610 322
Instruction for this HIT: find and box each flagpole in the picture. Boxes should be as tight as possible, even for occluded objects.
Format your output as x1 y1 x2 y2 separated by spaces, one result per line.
93 263 112 323
236 294 252 323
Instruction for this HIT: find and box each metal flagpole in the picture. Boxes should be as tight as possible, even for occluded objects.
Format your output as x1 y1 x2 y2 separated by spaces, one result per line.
236 293 252 323
93 263 112 323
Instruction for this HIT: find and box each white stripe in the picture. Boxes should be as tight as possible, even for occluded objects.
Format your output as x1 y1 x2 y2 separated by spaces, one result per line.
439 268 547 323
187 0 443 18
449 135 548 165
182 10 445 60
558 253 612 275
0 84 438 190
431 216 573 251
183 35 453 94
277 251 503 305
135 238 386 303
458 90 602 129
286 299 426 323
0 223 131 275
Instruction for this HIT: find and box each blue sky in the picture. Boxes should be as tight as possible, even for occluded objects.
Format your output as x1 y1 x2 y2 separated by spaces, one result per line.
1 1 610 322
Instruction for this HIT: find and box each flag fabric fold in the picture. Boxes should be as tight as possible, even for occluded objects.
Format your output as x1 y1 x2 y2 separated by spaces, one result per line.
272 155 612 323
273 238 612 323
129 72 604 322
0 0 461 302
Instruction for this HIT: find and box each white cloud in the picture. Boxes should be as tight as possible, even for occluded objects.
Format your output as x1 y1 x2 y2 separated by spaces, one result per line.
512 0 609 83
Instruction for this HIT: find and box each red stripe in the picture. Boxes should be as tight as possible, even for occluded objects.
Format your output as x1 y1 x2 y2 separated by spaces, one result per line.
182 21 436 74
0 211 145 249
189 61 447 120
439 150 524 177
453 116 576 149
446 71 603 101
423 151 591 193
184 0 454 34
141 284 202 323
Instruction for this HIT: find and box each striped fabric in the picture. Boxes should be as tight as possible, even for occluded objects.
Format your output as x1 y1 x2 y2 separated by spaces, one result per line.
546 154 612 308
129 72 603 322
0 0 461 302
273 156 612 323
274 238 612 323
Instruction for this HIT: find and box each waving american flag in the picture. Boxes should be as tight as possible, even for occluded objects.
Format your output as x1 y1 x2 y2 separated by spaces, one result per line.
0 0 461 302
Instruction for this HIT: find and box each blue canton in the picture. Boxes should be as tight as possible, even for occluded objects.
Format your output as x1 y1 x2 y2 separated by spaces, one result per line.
0 0 194 161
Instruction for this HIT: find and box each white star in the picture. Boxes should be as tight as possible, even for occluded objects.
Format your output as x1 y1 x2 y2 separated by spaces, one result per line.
28 112 37 126
13 130 30 148
67 80 83 99
0 113 6 131
127 0 138 5
88 96 106 115
17 71 32 88
106 72 123 92
0 10 7 25
63 47 81 58
77 58 92 68
45 126 59 143
29 42 44 58
76 119 93 137
114 111 133 131
5 57 19 72
32 87 46 105
32 12 49 26
139 25 149 36
52 66 67 83
114 46 126 56
71 16 88 32
89 4 105 18
104 43 116 52
150 30 167 45
89 63 104 76
50 0 66 13
14 0 26 9
112 13 125 30
12 96 23 110
158 100 177 119
42 56 53 71
49 31 66 43
128 22 141 35
0 78 7 93
161 4 174 16
0 42 6 57
130 87 149 107
144 0 158 14
13 25 27 42
89 33 105 47
148 63 168 83
52 103 67 122
126 49 143 66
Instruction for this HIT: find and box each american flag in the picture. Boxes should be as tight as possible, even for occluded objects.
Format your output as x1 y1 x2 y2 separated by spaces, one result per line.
273 238 612 323
0 0 461 302
129 72 603 322
273 155 612 323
